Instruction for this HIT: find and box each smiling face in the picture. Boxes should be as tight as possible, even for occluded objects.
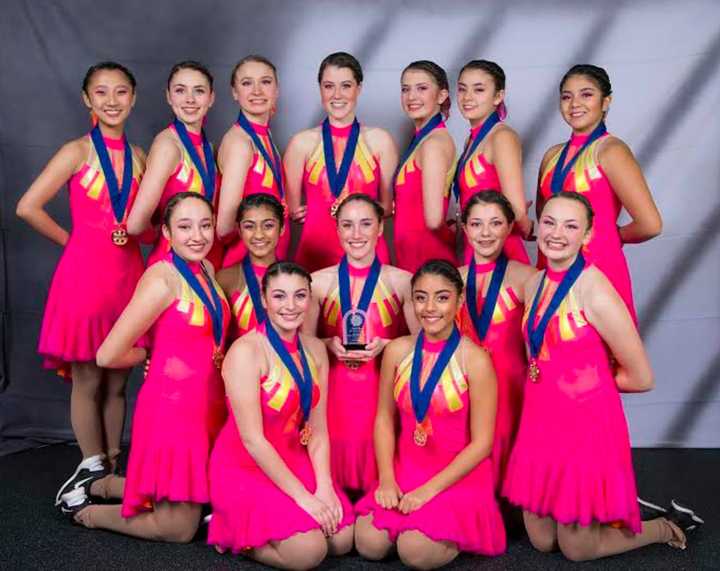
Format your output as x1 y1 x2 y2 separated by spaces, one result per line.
463 201 513 262
412 273 463 339
559 74 611 134
239 205 281 261
336 200 383 264
401 69 448 123
262 272 311 334
162 196 214 263
232 60 278 122
456 68 503 125
319 65 361 125
166 68 215 130
537 196 592 268
82 69 136 129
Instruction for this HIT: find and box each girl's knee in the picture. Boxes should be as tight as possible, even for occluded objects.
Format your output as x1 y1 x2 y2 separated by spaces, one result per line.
527 528 557 553
355 516 392 561
285 534 328 570
557 526 594 562
328 524 354 556
397 531 443 570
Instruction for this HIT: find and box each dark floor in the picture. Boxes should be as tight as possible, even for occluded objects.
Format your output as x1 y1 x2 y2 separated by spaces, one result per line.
0 445 717 570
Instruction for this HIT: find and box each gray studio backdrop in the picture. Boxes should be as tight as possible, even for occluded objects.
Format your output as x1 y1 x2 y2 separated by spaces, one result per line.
1 0 718 453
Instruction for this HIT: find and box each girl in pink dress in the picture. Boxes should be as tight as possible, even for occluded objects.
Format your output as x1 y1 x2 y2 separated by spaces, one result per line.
17 62 145 505
456 191 536 492
216 193 282 341
536 65 662 321
217 55 290 267
127 61 224 270
208 262 354 569
284 52 398 272
503 192 691 560
394 61 457 273
355 260 505 568
455 60 531 263
306 194 418 497
62 192 230 544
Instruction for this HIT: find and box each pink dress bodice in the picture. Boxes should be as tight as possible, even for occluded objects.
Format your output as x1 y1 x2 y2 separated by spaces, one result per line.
457 124 529 263
229 262 268 340
538 132 635 320
222 121 290 266
393 121 456 273
147 125 224 269
294 123 389 271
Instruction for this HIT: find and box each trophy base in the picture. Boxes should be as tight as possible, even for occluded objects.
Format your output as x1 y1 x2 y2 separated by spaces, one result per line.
343 343 367 351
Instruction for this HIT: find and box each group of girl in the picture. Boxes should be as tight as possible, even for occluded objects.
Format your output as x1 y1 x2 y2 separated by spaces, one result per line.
16 50 702 569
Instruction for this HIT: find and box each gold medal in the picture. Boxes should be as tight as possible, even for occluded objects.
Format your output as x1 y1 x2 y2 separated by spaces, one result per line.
111 225 129 246
529 359 540 382
299 422 312 446
345 360 360 370
413 424 428 447
212 348 225 370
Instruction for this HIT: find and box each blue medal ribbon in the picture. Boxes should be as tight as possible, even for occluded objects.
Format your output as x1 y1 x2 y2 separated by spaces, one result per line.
173 119 217 202
409 326 461 423
89 124 133 224
265 321 314 423
393 113 443 187
466 254 508 342
171 250 225 348
322 118 360 199
550 121 607 195
526 253 586 358
338 255 382 318
236 110 284 198
241 254 267 325
452 111 501 201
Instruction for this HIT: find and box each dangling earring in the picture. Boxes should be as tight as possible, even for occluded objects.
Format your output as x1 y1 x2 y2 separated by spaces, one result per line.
497 101 508 121
90 110 99 127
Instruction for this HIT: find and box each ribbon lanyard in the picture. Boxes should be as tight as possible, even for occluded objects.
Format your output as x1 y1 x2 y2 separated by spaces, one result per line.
171 250 224 348
173 119 217 202
338 255 381 317
265 321 313 422
467 254 508 342
90 124 133 223
526 253 586 358
410 327 461 423
322 118 360 199
241 255 267 324
236 110 284 198
393 113 443 187
550 121 607 194
452 111 501 200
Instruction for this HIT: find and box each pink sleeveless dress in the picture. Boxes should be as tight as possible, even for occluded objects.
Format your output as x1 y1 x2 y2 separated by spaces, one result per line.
146 125 224 270
457 261 527 492
222 121 290 267
208 324 354 552
502 266 641 533
356 336 506 555
393 122 456 273
121 258 230 518
457 125 529 264
38 134 145 378
294 123 390 272
538 132 636 321
228 262 267 341
318 263 409 493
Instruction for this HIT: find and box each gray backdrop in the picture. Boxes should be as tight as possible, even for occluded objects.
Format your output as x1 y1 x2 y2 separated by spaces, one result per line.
1 0 718 453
